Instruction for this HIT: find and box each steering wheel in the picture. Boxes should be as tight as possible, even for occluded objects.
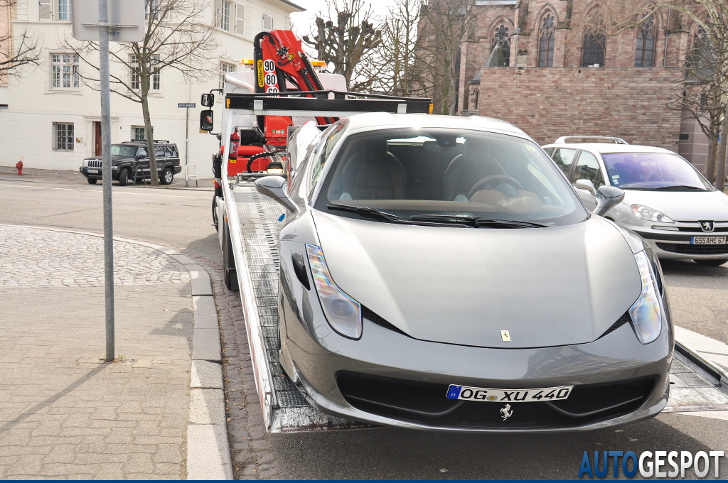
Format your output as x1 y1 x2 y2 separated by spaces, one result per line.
467 175 524 199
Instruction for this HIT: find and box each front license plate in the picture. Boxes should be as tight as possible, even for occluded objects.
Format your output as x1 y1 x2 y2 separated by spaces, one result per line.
691 236 727 245
446 384 573 402
87 169 99 174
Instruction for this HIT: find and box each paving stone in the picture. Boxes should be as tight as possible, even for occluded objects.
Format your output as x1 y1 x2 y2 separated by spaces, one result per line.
188 389 226 425
190 360 224 389
193 295 219 329
187 424 233 480
192 328 222 362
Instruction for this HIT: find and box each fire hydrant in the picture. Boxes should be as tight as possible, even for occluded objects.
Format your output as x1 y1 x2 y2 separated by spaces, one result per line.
15 160 23 176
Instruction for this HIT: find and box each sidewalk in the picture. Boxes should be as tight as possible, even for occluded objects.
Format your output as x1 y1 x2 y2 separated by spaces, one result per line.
0 225 230 479
0 167 213 190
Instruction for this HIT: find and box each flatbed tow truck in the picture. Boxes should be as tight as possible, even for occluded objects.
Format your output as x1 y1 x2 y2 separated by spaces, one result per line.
199 30 728 434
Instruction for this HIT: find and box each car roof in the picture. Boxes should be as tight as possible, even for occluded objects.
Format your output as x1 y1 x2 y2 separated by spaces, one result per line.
118 141 174 146
542 143 676 156
344 113 532 140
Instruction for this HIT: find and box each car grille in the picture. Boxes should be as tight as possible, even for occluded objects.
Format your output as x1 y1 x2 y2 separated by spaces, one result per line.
656 243 728 256
676 226 728 233
336 372 655 429
87 160 102 168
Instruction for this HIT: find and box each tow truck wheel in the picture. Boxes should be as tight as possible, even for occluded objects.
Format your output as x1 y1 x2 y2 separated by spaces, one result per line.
212 196 219 231
118 169 129 186
87 178 98 185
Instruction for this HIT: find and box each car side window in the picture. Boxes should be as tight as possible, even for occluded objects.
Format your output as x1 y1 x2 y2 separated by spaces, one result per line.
309 122 347 196
137 147 147 158
574 151 604 188
551 148 577 179
155 147 165 158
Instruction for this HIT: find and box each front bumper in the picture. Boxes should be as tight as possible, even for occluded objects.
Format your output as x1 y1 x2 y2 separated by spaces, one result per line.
79 166 118 179
625 221 728 260
279 288 673 432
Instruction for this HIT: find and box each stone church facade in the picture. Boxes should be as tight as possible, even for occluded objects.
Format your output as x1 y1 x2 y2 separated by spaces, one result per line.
458 0 708 169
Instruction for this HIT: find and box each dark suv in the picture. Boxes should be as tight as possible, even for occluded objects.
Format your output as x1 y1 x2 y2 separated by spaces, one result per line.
79 141 182 186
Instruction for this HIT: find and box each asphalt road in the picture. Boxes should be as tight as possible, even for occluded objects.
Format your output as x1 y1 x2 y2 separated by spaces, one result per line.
1 176 727 479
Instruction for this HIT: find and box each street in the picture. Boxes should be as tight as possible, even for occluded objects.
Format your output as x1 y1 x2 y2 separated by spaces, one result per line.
1 175 727 479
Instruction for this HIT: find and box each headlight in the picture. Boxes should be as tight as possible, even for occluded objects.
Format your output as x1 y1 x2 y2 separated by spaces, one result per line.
629 251 663 344
82 159 89 166
306 244 362 339
631 204 673 223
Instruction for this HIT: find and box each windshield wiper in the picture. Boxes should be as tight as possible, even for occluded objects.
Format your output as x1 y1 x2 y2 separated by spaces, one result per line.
652 185 706 191
326 203 410 224
474 218 549 228
411 214 549 228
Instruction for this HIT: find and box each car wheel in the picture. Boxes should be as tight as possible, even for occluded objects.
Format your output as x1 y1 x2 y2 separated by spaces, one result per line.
161 168 174 185
118 168 129 186
87 178 98 185
212 195 219 231
694 258 728 267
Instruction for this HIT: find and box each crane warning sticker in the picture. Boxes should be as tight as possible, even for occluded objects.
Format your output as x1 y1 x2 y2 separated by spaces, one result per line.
257 60 264 87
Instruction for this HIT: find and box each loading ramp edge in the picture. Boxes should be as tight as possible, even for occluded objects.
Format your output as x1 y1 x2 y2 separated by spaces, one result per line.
224 182 728 432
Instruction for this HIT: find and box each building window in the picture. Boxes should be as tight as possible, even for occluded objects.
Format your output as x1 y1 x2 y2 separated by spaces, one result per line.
57 0 71 20
263 14 273 32
492 24 510 67
132 126 148 141
130 54 161 91
53 123 74 151
634 16 656 67
472 89 479 110
219 0 232 31
582 30 606 67
51 54 79 89
220 62 235 88
538 14 555 67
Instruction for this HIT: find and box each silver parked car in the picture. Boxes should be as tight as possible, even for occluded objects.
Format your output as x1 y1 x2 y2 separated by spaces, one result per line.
256 116 672 432
543 136 728 266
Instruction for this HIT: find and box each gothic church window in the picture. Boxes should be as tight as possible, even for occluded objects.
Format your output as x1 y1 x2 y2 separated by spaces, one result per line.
539 14 555 67
582 30 606 67
634 16 656 67
492 24 511 67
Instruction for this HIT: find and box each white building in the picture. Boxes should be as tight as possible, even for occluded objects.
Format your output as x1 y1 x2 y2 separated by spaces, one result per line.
0 0 303 177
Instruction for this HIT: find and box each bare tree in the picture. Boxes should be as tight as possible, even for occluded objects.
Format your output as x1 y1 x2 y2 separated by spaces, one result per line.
0 0 41 79
358 0 423 96
66 0 218 186
415 0 477 115
301 0 381 92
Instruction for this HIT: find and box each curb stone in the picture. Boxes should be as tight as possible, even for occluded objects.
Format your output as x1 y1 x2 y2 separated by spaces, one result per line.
0 223 233 480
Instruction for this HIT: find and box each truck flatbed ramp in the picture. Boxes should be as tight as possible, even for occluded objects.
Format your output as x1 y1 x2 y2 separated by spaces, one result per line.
228 182 368 433
225 184 728 433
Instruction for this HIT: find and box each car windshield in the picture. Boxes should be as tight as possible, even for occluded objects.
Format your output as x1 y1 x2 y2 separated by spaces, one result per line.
602 152 711 190
314 129 587 226
111 145 138 157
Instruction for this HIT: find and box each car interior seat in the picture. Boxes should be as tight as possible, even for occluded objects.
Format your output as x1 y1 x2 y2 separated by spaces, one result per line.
443 152 506 201
339 139 407 200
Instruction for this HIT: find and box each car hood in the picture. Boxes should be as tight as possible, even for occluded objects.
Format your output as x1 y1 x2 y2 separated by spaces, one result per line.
622 190 728 220
83 155 130 162
312 212 642 349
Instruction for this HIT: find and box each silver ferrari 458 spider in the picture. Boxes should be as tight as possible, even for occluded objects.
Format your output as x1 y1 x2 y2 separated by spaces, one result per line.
255 113 673 432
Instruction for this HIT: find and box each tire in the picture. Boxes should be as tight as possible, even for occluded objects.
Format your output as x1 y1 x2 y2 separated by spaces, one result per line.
161 168 174 185
694 258 728 267
118 168 129 186
212 195 219 231
87 177 98 185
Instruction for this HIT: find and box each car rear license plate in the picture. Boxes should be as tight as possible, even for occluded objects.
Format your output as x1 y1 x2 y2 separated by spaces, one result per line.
691 236 727 245
446 384 573 402
87 169 99 174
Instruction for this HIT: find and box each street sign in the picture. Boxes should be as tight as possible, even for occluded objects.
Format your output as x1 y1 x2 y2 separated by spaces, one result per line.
178 103 197 108
71 0 145 42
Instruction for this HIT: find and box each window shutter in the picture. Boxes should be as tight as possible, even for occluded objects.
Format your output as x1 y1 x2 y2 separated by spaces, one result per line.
39 0 52 20
245 3 251 37
235 3 245 35
215 0 222 29
263 14 272 31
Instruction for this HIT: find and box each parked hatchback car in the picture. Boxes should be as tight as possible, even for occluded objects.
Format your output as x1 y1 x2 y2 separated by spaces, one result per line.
79 140 181 186
253 115 672 432
543 136 728 266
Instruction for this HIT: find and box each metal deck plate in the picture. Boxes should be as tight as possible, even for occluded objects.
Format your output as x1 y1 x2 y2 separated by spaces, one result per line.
228 184 728 431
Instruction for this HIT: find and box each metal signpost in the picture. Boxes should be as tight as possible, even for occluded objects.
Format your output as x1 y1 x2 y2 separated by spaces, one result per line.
71 0 144 361
178 102 196 187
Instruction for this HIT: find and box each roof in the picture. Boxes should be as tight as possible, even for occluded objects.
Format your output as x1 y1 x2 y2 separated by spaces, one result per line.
542 142 676 155
344 113 531 140
275 0 304 12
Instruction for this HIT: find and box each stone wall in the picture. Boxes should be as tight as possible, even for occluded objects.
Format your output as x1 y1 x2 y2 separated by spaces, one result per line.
475 67 681 151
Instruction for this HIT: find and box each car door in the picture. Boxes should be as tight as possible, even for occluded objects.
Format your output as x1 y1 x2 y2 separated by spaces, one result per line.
135 146 150 178
572 150 604 211
154 146 167 175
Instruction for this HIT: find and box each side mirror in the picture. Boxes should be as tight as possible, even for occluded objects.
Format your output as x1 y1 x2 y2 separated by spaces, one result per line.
200 110 214 132
255 176 298 212
201 93 215 107
575 179 596 197
594 185 625 217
